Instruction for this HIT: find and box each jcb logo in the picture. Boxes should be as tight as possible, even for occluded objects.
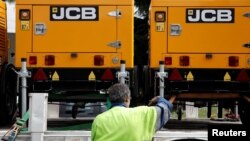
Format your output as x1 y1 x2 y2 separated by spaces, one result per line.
186 8 234 23
50 6 98 21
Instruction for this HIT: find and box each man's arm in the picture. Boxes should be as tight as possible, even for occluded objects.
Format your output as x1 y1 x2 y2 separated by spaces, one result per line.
149 96 176 131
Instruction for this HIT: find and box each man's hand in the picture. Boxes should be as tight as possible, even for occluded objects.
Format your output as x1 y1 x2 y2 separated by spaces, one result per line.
169 95 176 103
148 96 160 106
148 95 176 106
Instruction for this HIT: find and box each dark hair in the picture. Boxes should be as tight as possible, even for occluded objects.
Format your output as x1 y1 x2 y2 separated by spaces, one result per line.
108 83 130 103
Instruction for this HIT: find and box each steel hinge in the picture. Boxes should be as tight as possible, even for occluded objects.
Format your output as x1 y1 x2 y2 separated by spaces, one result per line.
243 13 250 18
107 41 121 48
108 10 121 18
243 43 250 48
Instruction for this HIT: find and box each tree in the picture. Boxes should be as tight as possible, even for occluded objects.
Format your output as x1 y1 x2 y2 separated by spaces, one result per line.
135 0 151 18
5 0 15 2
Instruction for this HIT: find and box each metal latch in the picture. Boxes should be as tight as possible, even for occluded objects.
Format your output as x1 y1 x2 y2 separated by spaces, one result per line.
170 24 182 36
35 23 46 35
243 43 250 48
243 13 250 18
108 10 122 18
107 41 121 48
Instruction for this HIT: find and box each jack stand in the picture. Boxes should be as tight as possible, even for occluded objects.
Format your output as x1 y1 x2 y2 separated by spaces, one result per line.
117 60 129 84
16 58 31 118
156 61 167 97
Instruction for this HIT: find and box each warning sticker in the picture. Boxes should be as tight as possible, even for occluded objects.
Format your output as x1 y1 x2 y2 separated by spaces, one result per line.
21 21 30 30
156 22 165 32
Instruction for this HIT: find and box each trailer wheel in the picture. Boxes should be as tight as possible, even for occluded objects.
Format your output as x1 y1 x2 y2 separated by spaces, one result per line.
0 64 17 125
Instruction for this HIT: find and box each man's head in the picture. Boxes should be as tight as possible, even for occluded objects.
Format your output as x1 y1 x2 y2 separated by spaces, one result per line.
108 83 131 107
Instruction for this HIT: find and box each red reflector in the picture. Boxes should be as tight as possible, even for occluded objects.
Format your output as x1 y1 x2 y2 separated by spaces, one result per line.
94 55 104 66
101 69 114 81
155 11 166 22
229 56 239 67
236 69 249 81
169 69 183 81
29 56 37 65
33 68 48 81
180 56 189 66
45 55 55 66
19 9 30 20
165 57 172 65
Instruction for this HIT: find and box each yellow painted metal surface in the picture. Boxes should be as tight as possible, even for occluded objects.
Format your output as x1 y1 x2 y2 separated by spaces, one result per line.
151 0 250 7
0 1 7 66
16 0 132 5
150 0 250 68
32 6 116 53
168 7 250 53
15 0 134 68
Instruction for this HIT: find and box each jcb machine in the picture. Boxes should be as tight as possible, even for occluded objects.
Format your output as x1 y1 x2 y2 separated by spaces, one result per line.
15 0 135 117
146 0 250 126
0 0 17 125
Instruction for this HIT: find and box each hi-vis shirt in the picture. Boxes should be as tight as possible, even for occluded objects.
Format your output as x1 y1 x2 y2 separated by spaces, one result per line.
91 106 157 141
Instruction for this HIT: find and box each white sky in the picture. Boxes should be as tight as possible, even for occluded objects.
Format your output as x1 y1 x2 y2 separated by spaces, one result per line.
7 2 15 33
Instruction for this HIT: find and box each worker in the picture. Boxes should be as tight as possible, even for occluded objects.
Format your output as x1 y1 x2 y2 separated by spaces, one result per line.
91 83 175 141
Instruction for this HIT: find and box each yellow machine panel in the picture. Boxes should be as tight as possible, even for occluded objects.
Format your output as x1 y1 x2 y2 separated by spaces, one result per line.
150 0 250 68
147 1 250 126
15 0 134 68
33 6 116 53
168 7 250 53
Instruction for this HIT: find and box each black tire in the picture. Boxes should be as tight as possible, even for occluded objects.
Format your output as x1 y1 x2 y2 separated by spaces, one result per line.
0 64 17 125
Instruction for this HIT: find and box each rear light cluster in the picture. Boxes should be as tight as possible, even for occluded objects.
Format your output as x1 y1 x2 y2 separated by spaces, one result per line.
229 56 239 67
169 69 183 81
33 68 48 81
88 69 115 81
236 69 249 81
179 56 189 66
29 55 55 66
164 57 172 65
94 55 104 66
29 56 37 65
164 56 242 67
29 55 105 66
45 55 55 66
164 56 190 66
33 68 115 81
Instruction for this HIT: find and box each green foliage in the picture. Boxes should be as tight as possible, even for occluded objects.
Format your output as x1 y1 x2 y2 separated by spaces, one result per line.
6 0 15 2
135 0 151 17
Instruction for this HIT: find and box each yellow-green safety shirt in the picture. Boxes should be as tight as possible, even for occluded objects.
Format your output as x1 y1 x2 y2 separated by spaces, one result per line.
91 106 157 141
